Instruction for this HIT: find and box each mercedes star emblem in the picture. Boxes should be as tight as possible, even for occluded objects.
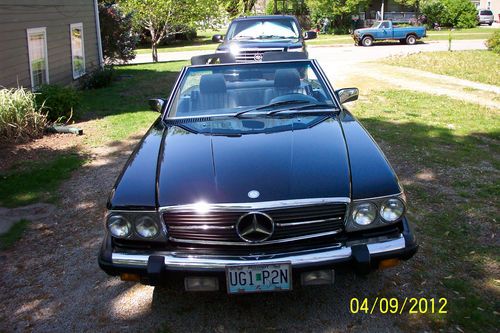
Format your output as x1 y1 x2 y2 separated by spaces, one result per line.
248 190 260 199
236 212 274 243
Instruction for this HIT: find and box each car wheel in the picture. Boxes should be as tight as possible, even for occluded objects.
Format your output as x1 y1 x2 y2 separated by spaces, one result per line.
406 35 416 45
489 22 493 26
362 36 373 47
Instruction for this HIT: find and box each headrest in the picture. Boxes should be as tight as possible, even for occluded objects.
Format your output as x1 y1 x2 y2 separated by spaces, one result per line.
274 69 300 89
200 74 226 94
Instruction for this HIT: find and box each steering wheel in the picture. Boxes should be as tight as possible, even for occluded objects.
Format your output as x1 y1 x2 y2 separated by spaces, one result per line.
269 93 318 104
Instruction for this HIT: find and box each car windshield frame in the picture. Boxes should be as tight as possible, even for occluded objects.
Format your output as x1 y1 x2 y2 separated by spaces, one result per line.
163 59 340 120
226 18 300 40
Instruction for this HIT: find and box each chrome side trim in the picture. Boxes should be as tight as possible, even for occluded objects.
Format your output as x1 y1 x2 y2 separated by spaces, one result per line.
168 229 343 246
111 234 406 269
160 197 350 212
168 225 235 231
275 217 342 227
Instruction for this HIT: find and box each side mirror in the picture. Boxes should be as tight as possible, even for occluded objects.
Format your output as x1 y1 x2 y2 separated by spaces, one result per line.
148 98 165 112
212 34 223 43
303 31 317 40
336 88 359 104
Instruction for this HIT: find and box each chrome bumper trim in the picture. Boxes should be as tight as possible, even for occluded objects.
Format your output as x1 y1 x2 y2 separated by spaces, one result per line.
111 234 406 270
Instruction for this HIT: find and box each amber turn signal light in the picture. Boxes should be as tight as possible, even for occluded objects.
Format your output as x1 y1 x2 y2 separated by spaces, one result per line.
379 258 400 269
120 273 141 282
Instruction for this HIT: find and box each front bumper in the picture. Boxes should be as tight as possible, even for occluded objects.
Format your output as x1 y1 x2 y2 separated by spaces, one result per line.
99 219 418 286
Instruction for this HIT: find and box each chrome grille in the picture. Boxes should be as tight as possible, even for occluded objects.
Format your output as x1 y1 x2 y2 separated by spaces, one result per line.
163 203 347 246
234 48 284 63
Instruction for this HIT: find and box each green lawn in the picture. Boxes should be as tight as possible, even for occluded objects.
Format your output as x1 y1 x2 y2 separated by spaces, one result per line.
78 61 186 146
351 90 499 332
384 50 500 86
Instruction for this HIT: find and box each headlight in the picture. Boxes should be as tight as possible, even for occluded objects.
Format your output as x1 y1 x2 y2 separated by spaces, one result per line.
352 203 377 225
380 198 405 222
107 215 131 237
229 44 240 55
135 216 159 238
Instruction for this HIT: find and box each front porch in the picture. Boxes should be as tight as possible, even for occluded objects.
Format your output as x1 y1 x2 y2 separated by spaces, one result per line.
359 0 417 27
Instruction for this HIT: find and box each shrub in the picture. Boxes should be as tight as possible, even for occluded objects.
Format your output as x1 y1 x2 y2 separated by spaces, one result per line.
79 66 115 90
0 88 47 141
422 0 477 28
486 30 500 54
35 85 80 122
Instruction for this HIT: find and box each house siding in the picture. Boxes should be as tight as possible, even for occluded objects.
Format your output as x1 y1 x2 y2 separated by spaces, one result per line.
0 0 101 89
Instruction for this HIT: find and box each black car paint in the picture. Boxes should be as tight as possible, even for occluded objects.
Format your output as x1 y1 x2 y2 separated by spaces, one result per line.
108 113 401 210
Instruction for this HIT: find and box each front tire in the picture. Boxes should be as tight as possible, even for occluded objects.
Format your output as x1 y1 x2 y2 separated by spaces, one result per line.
362 36 373 47
406 34 417 45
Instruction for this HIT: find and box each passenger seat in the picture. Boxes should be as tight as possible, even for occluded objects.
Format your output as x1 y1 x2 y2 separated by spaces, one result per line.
264 69 305 103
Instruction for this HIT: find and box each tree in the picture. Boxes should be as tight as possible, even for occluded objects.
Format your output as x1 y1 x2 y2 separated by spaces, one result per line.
305 0 368 32
99 3 136 64
421 0 477 28
225 0 258 18
121 0 225 62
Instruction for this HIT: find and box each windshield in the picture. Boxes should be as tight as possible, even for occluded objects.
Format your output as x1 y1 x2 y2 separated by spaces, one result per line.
168 61 336 118
371 21 381 28
226 19 300 40
480 10 493 15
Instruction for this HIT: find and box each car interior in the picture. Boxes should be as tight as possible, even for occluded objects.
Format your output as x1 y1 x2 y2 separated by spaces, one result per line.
173 67 332 117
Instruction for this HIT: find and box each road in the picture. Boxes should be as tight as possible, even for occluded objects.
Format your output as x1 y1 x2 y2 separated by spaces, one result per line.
131 39 487 66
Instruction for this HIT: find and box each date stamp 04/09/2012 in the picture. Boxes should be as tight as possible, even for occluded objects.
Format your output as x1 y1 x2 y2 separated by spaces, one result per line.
350 297 448 315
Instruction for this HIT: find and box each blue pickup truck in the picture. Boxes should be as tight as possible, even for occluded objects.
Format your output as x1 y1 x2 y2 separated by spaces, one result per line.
353 20 426 46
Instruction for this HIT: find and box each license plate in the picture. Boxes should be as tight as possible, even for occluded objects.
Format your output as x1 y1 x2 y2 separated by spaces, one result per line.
226 263 292 294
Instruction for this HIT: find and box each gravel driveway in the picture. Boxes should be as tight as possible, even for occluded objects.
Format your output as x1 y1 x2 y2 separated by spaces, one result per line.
0 133 424 332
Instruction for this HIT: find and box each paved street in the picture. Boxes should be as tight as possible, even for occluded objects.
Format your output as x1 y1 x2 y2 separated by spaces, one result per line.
131 39 487 66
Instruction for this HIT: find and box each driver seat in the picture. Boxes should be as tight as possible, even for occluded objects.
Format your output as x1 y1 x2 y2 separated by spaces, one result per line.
264 69 305 103
193 74 236 111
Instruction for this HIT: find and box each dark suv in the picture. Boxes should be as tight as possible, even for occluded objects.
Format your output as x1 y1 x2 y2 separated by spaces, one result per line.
212 15 316 62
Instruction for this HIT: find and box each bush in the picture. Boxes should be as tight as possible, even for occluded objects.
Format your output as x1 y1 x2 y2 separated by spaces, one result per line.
79 66 115 90
486 30 500 54
35 85 80 122
0 88 47 141
422 0 477 28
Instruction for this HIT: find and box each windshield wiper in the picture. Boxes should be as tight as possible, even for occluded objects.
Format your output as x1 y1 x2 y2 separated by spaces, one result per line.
267 102 339 115
233 100 310 118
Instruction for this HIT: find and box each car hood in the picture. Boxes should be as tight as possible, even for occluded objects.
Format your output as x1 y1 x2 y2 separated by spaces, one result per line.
354 28 376 34
157 118 350 207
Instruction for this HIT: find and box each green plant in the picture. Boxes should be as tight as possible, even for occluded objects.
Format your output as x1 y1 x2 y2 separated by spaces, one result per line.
0 88 47 141
422 0 477 28
486 30 500 54
35 84 80 122
79 66 115 90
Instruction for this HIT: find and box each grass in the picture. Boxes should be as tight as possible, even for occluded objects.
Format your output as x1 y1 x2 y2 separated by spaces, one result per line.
384 50 500 86
78 61 186 146
135 30 224 55
0 153 85 207
0 219 29 250
351 90 499 332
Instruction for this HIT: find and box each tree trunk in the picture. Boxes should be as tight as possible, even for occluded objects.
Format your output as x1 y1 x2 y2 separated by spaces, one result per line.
151 42 158 62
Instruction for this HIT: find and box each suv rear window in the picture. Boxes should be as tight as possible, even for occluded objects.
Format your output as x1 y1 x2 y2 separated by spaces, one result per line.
480 10 493 15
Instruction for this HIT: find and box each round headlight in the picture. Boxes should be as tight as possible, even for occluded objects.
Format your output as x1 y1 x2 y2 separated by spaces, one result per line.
352 203 377 226
135 216 159 238
108 215 131 237
380 198 405 222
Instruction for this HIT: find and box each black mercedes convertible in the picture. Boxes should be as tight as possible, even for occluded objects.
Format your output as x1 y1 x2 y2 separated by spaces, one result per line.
98 53 418 294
